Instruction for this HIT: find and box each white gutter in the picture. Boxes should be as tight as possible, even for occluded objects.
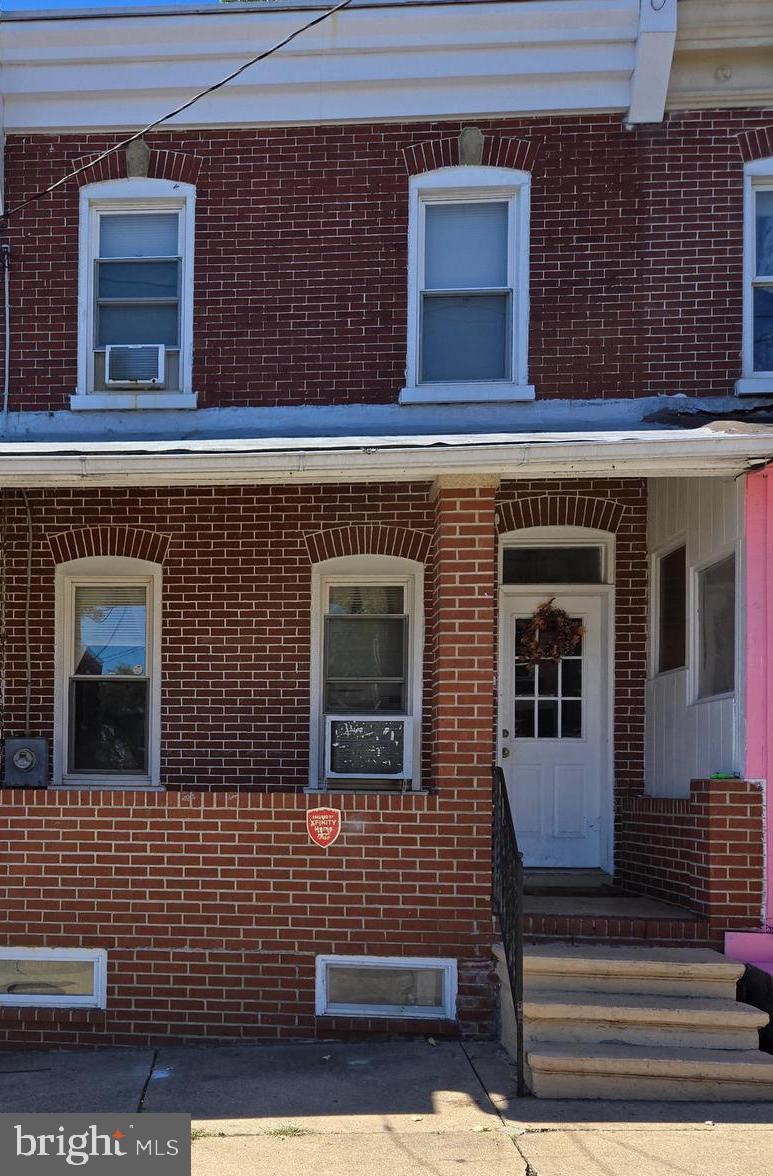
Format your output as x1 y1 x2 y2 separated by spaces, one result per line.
0 427 771 487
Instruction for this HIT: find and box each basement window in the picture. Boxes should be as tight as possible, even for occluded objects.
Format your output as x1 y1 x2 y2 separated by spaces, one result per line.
0 948 107 1009
315 955 457 1019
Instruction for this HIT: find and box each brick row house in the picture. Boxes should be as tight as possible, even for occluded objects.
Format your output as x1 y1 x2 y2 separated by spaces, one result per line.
1 0 773 1094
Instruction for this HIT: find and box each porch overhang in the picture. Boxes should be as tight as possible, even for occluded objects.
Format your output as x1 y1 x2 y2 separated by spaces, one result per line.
0 423 771 487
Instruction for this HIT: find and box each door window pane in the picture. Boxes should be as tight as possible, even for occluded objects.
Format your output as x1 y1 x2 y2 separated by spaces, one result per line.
424 202 508 289
421 293 508 382
561 658 582 697
74 586 147 677
503 547 603 584
69 679 148 773
658 545 686 673
537 700 558 738
514 699 535 737
698 556 735 698
561 699 582 738
538 660 559 697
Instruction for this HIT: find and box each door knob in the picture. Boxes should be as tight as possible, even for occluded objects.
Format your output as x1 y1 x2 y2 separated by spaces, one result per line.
501 747 510 758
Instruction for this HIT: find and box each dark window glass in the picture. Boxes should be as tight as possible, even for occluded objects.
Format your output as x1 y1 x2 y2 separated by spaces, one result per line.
561 699 582 738
514 699 535 738
537 700 558 738
698 556 735 698
69 680 148 773
561 658 582 697
503 547 602 584
658 545 686 673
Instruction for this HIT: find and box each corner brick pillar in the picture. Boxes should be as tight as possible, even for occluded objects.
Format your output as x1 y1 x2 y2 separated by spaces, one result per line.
429 476 498 797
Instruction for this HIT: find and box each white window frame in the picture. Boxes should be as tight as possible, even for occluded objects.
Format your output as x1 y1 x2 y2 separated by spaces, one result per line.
315 955 457 1020
308 555 424 791
649 536 688 679
54 556 163 789
738 158 773 395
400 165 533 405
72 178 196 411
0 947 107 1009
689 547 738 705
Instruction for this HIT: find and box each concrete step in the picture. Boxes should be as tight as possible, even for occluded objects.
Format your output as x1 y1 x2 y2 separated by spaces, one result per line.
526 1042 773 1101
524 943 744 999
523 989 768 1051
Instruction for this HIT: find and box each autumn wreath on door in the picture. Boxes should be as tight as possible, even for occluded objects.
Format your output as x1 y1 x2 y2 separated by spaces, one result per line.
516 598 584 668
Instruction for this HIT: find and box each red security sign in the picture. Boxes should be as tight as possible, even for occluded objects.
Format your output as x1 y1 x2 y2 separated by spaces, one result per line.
306 807 342 848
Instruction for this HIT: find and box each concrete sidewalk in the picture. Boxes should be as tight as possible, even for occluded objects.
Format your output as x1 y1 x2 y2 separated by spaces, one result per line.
0 1040 772 1175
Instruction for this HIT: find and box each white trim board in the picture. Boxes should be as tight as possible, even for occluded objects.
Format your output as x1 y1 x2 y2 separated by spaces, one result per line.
1 427 773 487
0 2 643 132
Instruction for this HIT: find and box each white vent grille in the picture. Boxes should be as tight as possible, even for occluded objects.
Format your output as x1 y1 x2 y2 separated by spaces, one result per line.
105 344 164 387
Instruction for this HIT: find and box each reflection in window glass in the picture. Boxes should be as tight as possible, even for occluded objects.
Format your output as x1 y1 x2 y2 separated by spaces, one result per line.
698 556 735 699
0 958 94 997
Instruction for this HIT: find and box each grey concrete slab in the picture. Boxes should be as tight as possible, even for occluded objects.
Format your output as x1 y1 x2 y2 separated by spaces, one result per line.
0 1048 154 1113
192 1130 526 1176
467 1042 773 1130
145 1041 500 1135
523 895 696 919
516 1128 773 1176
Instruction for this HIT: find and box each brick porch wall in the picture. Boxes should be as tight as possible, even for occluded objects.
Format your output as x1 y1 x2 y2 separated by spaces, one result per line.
0 790 495 1048
617 778 765 933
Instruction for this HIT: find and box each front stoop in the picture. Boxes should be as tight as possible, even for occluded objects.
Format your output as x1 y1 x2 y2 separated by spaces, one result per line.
495 943 773 1100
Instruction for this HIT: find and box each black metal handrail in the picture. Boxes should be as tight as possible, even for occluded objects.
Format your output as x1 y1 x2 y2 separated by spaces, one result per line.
492 765 527 1097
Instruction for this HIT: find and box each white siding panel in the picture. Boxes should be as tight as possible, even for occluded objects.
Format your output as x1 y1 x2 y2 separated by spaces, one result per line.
645 478 741 797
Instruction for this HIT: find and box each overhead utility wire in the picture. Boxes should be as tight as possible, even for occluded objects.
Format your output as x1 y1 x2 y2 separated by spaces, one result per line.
0 0 353 224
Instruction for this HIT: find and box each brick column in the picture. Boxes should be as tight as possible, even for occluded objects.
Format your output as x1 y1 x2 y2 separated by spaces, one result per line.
429 476 498 796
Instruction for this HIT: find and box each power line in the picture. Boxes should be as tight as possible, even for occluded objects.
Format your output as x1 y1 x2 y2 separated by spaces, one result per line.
1 0 353 225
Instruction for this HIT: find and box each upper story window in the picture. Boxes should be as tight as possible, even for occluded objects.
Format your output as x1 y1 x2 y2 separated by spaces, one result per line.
738 159 773 395
400 166 533 405
72 179 196 412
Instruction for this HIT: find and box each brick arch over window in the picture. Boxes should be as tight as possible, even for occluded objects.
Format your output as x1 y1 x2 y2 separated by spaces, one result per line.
497 495 627 535
48 526 171 565
303 525 432 565
737 128 773 163
73 147 203 187
403 134 539 176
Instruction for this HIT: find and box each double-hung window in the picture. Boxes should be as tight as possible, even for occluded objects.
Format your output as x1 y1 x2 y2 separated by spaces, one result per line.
311 559 423 790
739 162 773 394
55 558 161 788
74 179 196 410
401 166 532 404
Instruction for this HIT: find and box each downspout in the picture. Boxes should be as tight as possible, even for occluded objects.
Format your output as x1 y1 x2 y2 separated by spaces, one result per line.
1 241 9 425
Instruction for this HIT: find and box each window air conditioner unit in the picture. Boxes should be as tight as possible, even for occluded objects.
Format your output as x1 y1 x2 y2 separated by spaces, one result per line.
105 344 165 387
324 715 412 782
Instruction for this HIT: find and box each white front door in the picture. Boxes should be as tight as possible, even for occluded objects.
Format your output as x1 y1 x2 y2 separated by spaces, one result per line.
499 592 609 869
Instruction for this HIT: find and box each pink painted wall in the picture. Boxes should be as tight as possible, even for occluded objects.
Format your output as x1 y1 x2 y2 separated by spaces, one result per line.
745 467 773 925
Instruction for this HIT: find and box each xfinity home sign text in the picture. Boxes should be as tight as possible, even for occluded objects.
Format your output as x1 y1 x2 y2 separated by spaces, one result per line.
0 1115 190 1175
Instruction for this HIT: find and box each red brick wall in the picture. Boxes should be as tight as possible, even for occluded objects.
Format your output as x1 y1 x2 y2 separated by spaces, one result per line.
0 790 495 1047
1 484 435 791
618 779 765 932
3 109 770 412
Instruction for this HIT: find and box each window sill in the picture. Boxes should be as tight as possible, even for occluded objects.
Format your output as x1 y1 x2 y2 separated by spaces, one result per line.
735 377 773 396
399 382 535 405
54 782 164 792
69 392 197 411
